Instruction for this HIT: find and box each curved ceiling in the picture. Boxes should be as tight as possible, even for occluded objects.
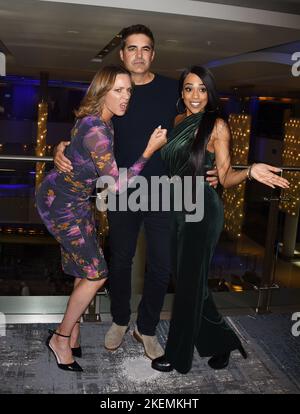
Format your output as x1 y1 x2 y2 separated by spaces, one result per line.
0 0 299 96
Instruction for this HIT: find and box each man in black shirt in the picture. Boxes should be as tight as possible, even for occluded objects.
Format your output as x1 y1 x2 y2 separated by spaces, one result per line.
54 25 217 360
107 25 178 359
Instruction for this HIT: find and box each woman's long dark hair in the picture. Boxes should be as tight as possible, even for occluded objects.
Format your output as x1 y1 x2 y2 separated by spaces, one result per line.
179 66 220 176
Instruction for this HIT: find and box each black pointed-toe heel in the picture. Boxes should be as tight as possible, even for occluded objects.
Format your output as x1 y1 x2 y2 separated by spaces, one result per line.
71 321 82 358
151 354 174 372
46 329 83 372
71 346 82 358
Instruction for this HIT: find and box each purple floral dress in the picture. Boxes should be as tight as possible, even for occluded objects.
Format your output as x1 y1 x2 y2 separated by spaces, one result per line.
36 116 147 280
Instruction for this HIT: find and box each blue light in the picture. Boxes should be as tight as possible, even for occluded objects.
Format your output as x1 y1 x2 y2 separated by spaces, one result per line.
2 75 88 89
0 184 30 189
12 85 37 118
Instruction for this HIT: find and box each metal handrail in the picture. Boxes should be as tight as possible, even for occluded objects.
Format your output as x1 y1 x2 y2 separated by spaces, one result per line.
0 155 53 162
0 155 300 172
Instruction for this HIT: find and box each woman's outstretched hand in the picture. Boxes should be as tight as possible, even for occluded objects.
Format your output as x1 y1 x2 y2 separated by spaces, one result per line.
143 126 168 158
250 163 290 189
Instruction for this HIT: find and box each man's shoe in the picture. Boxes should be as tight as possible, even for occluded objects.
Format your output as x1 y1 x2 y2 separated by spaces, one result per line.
152 354 174 372
133 327 164 360
104 322 129 351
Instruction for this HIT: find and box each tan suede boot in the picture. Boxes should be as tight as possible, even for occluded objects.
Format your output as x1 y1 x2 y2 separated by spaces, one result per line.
104 322 129 351
133 327 164 360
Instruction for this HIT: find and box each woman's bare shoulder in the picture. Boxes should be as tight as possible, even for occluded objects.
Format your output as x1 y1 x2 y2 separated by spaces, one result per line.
212 117 230 136
174 113 186 127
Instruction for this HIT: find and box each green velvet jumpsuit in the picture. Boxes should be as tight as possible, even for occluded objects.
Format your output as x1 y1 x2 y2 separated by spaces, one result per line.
161 112 243 374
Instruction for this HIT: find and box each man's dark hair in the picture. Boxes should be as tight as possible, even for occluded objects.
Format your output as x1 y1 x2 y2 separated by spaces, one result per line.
120 24 155 50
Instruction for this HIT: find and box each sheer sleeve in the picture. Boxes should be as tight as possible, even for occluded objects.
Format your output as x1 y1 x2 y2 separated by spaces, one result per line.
82 117 148 193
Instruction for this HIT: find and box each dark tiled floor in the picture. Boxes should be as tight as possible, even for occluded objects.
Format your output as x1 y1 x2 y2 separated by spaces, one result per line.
234 313 300 389
0 314 299 394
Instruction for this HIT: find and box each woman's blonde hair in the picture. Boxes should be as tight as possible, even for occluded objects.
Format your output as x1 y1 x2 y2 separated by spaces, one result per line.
75 65 132 118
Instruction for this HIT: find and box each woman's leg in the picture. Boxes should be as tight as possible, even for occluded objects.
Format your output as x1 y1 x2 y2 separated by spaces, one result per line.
70 277 82 348
165 214 207 374
195 290 242 357
50 277 106 364
164 190 224 374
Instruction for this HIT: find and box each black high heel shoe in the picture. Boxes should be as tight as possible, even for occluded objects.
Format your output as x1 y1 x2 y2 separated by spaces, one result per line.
46 329 83 372
208 344 248 370
71 321 82 358
72 346 82 358
151 354 174 372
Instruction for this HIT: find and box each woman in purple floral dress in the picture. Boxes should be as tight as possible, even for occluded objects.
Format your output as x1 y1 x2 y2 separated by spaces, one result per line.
36 65 167 372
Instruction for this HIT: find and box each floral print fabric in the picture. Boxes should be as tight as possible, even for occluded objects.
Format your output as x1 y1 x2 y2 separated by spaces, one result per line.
36 116 148 280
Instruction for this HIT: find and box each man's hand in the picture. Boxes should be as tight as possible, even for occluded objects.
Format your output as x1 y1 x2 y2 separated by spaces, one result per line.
206 167 218 188
53 141 73 173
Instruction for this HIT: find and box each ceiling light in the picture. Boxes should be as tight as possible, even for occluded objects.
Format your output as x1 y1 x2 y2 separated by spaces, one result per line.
92 30 122 63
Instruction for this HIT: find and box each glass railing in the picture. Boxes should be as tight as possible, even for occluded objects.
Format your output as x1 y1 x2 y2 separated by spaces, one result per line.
0 155 299 320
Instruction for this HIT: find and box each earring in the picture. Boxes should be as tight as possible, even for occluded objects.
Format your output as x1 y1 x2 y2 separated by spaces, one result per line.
176 97 186 114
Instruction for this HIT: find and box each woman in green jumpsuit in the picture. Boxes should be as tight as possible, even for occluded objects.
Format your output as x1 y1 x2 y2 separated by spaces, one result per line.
152 66 289 374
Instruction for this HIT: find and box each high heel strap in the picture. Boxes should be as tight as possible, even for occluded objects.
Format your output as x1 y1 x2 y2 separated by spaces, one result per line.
48 329 71 338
